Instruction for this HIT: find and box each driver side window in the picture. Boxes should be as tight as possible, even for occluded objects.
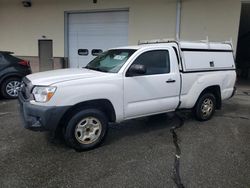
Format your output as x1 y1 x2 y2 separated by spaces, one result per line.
131 50 170 75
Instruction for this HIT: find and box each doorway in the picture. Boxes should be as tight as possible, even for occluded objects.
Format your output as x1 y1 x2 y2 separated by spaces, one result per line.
236 3 250 80
38 40 53 72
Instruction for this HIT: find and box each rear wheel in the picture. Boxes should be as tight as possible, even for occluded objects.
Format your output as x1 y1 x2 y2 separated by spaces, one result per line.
0 77 21 99
194 93 216 121
64 109 108 151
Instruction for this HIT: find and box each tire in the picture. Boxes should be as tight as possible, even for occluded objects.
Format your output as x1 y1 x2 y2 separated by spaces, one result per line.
64 109 108 151
194 93 216 121
0 77 21 99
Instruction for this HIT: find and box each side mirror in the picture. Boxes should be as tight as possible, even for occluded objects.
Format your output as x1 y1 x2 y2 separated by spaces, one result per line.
126 64 146 77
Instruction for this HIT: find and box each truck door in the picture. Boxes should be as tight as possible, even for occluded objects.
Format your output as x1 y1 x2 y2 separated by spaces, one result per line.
124 48 180 119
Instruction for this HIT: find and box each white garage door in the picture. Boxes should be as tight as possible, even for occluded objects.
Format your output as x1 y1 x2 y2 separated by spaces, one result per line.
68 11 129 68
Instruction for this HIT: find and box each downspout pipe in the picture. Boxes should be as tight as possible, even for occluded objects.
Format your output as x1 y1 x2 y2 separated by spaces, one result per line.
176 0 182 41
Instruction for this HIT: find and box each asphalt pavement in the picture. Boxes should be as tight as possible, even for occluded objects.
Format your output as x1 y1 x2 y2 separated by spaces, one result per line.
0 85 249 188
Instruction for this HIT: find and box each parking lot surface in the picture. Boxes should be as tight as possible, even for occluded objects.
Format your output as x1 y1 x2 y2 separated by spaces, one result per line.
0 85 250 188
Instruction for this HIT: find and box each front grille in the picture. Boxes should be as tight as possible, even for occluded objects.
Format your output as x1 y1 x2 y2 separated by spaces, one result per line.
21 77 33 100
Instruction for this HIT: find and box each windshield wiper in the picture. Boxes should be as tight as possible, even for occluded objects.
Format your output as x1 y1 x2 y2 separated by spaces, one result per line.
85 66 108 72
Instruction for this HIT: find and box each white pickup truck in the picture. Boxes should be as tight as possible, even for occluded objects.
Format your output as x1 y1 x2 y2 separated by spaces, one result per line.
18 40 236 151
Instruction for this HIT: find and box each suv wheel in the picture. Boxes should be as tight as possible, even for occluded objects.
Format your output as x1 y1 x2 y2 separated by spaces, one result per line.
0 77 21 99
194 93 216 121
64 109 108 151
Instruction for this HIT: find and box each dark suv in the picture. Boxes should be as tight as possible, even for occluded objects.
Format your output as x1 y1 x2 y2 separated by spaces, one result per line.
0 51 32 99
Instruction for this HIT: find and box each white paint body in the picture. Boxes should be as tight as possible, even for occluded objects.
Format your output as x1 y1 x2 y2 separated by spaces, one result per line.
26 41 236 123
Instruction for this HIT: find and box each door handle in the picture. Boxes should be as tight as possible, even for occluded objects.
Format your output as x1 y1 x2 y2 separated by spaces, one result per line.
166 79 176 83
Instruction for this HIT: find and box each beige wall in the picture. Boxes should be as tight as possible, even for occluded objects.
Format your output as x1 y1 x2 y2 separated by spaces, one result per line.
181 0 241 50
0 0 176 57
0 0 241 57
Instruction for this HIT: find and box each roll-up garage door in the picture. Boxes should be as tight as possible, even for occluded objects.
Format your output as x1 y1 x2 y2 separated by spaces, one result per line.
68 10 129 68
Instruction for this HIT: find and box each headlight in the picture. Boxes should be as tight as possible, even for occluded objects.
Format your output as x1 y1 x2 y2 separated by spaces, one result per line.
32 86 57 102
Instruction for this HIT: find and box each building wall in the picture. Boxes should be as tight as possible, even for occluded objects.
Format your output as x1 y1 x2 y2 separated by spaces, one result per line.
0 0 176 57
181 0 241 50
0 0 242 70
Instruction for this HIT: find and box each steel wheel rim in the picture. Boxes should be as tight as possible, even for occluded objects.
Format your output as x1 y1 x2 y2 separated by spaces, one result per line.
201 98 214 118
74 117 102 145
6 81 21 97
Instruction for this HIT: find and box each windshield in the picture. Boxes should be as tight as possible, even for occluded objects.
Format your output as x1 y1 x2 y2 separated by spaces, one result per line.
85 49 136 73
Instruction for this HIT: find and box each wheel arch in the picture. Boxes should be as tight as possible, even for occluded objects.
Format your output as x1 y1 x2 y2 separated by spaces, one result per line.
195 85 222 109
58 99 116 129
0 73 23 85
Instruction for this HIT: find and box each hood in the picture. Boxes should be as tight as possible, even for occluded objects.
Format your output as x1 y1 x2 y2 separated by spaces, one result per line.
26 68 107 85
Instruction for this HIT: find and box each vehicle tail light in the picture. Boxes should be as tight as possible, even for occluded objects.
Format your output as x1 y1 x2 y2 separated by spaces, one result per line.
18 60 30 67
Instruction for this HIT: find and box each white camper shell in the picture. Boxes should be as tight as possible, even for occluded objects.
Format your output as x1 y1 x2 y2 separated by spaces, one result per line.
179 41 235 72
138 39 235 73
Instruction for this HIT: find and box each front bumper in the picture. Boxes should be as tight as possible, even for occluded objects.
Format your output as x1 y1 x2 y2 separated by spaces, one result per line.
18 93 69 132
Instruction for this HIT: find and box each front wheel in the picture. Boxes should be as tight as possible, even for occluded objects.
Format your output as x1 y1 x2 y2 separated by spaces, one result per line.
194 93 216 121
0 77 21 99
64 109 108 151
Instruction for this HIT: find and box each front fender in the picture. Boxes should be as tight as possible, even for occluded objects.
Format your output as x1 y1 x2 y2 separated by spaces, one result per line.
31 81 124 122
0 69 25 84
